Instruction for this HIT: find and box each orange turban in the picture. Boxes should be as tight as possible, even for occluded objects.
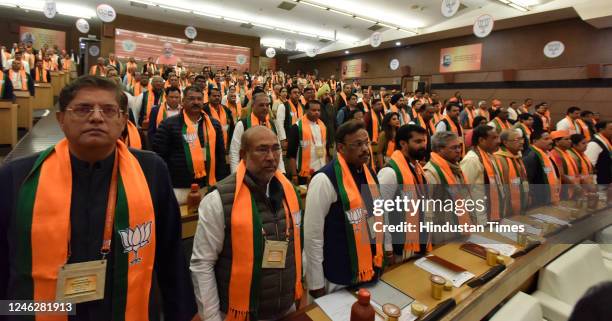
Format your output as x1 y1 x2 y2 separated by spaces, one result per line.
550 130 570 140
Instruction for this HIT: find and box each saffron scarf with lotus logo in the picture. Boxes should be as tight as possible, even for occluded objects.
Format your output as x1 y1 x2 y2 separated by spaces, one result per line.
333 153 384 285
13 138 156 321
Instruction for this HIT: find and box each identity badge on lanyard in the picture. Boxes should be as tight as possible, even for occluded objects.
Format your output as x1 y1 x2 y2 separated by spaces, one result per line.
261 201 292 269
55 152 119 303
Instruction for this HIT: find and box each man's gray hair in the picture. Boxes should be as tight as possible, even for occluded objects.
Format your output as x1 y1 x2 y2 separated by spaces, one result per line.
500 128 522 143
478 100 487 107
431 131 459 152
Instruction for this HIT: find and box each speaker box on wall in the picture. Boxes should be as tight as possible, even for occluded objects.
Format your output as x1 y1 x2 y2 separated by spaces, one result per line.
502 69 516 81
401 66 411 77
586 64 602 79
443 73 454 83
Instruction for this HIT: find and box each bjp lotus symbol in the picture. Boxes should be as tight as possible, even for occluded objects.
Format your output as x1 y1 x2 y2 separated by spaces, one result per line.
119 221 152 265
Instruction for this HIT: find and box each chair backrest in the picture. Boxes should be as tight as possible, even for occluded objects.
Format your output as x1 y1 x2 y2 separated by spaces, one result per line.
539 244 612 305
490 292 543 321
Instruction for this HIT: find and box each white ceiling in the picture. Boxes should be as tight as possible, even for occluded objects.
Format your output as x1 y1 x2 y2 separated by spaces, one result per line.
2 0 611 56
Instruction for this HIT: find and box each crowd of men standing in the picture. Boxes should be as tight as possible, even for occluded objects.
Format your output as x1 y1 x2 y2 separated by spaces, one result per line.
0 47 610 321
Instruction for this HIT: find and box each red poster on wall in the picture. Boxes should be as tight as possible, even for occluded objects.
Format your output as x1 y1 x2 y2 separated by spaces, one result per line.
114 28 251 72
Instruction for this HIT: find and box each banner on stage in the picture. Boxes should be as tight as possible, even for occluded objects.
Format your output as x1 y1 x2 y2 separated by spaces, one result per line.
114 28 251 72
341 58 363 79
19 26 66 50
439 43 482 73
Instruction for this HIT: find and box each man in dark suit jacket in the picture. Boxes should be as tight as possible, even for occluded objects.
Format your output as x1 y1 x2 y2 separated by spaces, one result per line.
523 130 560 207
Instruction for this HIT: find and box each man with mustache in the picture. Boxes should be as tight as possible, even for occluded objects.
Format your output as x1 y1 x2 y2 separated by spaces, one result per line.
191 126 303 321
229 90 285 173
523 130 561 207
304 120 386 299
0 76 197 320
377 125 430 262
152 85 227 204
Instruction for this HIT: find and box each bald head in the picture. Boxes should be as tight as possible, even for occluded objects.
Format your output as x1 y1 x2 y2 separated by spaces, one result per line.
240 126 281 184
241 126 275 150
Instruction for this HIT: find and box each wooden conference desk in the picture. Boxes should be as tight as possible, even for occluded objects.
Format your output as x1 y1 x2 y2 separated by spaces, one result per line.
283 199 611 321
14 90 33 130
50 71 63 97
0 101 18 147
33 83 53 110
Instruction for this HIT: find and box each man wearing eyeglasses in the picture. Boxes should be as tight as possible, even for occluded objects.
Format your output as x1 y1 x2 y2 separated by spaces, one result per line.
152 85 228 205
423 131 473 243
0 76 198 320
304 120 388 300
191 126 303 321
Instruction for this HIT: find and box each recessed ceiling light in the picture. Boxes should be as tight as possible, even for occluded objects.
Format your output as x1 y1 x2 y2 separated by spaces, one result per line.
345 50 350 54
396 42 401 46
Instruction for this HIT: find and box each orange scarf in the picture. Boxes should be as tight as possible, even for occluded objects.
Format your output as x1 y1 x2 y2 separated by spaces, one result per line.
209 105 229 147
388 150 429 253
34 67 47 83
428 152 472 227
227 161 302 320
494 148 528 216
491 117 511 131
335 153 383 282
9 69 27 90
297 115 327 177
538 113 550 131
340 92 348 106
596 134 612 150
370 110 381 143
16 139 155 321
463 108 474 129
568 147 593 176
565 116 580 134
287 100 304 124
182 110 217 185
475 147 502 221
530 145 560 204
124 121 142 149
576 119 591 141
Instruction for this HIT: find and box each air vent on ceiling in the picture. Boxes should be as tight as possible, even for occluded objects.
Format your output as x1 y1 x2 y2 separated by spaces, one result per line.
368 24 384 31
319 39 331 43
277 1 297 11
240 23 254 29
130 1 148 8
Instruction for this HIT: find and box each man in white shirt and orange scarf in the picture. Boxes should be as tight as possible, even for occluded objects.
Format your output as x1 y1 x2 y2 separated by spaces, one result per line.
287 99 329 185
495 129 530 216
305 120 387 300
191 126 303 321
7 60 34 96
556 106 583 135
461 125 505 223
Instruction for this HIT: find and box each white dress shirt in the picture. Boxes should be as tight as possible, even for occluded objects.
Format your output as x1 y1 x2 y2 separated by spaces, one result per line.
585 134 608 167
302 120 326 172
229 121 286 173
556 117 580 134
507 107 518 122
9 70 24 90
275 102 287 141
5 59 30 73
304 172 391 291
127 92 143 126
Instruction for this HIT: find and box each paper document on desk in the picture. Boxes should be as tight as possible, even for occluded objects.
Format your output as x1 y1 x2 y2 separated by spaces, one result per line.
415 257 474 287
315 290 384 321
497 219 542 241
530 213 570 226
467 235 517 256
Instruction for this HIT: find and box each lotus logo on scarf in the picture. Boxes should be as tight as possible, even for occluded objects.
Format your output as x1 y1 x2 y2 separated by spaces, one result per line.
183 133 198 144
345 208 367 230
119 221 152 265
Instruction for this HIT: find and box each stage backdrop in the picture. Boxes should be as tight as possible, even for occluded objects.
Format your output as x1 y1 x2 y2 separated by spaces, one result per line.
19 26 66 50
439 43 483 73
341 58 363 79
114 28 251 72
